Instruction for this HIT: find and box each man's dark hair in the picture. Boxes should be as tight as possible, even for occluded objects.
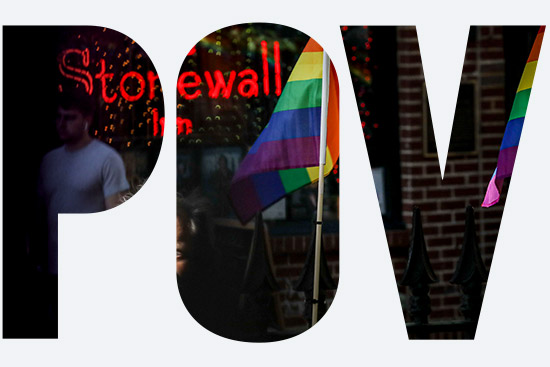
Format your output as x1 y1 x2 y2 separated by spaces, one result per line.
55 88 96 119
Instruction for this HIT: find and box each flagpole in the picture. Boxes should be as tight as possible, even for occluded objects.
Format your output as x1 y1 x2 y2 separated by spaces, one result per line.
312 51 330 326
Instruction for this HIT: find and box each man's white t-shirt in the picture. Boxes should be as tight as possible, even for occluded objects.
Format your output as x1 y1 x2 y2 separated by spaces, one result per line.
39 139 130 274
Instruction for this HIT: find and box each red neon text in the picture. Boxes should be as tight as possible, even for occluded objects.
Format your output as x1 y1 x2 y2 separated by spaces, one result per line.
237 70 259 97
274 41 282 96
58 48 94 95
120 71 146 102
94 59 117 103
261 40 269 96
177 117 193 135
204 70 236 99
152 108 165 137
58 40 282 105
177 71 202 100
147 71 160 100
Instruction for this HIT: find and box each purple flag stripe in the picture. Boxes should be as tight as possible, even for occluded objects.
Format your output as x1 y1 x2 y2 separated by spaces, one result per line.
232 136 320 181
495 146 518 179
229 177 262 224
248 107 321 154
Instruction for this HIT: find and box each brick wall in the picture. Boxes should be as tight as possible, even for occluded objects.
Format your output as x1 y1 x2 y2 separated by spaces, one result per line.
392 26 507 322
270 233 339 330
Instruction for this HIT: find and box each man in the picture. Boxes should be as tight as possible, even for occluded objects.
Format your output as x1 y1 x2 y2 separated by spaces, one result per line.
38 91 129 332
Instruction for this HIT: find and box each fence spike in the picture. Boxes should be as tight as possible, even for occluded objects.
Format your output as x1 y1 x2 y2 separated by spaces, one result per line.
450 205 488 327
400 207 438 325
241 212 279 293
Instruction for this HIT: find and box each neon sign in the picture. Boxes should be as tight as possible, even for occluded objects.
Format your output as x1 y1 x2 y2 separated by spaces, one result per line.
58 41 282 137
58 48 94 95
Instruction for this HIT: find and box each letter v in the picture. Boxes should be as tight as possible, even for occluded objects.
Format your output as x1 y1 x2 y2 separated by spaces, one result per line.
341 25 543 339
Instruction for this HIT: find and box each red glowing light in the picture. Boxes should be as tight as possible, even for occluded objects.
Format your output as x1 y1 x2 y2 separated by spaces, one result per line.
152 108 165 137
261 40 269 96
373 123 379 128
119 71 146 102
177 117 193 135
177 71 202 100
204 70 236 99
342 26 348 31
360 103 365 108
237 70 259 97
94 59 117 104
58 48 94 95
187 46 197 56
274 41 282 96
147 71 160 100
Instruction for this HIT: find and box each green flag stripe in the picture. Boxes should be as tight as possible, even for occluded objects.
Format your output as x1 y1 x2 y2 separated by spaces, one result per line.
279 167 312 193
509 88 531 121
273 79 323 113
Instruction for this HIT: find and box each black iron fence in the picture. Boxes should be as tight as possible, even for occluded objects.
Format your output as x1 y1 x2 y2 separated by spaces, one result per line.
401 206 488 339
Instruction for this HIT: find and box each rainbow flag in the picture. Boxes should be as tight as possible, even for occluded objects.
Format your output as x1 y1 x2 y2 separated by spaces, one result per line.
229 39 339 224
482 26 545 208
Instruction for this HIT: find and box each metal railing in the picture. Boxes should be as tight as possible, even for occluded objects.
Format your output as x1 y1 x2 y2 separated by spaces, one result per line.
400 206 488 339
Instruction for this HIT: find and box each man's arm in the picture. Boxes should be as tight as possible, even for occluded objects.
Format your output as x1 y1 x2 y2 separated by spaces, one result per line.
105 192 126 209
101 147 130 210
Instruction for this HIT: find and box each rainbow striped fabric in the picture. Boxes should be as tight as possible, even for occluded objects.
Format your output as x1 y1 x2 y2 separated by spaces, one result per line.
229 38 339 224
482 26 545 207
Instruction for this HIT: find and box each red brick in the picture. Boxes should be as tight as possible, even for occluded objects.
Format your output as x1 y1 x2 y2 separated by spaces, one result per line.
455 187 480 196
427 188 452 199
481 112 506 121
440 200 465 210
399 79 424 89
399 53 422 64
462 64 476 74
399 104 422 114
442 224 464 234
443 176 466 185
402 190 424 200
481 63 504 73
427 213 452 223
398 42 420 52
454 163 478 172
480 39 503 48
398 28 418 38
411 202 438 211
481 50 504 59
481 124 505 134
442 248 460 258
410 177 438 187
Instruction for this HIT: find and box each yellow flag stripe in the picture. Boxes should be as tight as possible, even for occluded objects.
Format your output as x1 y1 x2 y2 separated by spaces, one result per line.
305 146 336 182
517 61 537 93
288 52 324 82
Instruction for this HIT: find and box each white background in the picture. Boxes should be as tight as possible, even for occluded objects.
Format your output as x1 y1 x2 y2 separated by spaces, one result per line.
1 1 550 365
